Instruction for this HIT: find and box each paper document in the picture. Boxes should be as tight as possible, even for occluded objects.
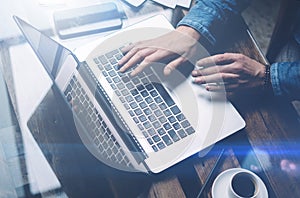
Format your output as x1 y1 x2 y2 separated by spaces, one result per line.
152 0 191 8
123 0 191 8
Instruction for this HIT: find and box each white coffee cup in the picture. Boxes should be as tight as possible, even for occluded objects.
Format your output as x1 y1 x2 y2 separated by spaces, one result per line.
228 170 260 198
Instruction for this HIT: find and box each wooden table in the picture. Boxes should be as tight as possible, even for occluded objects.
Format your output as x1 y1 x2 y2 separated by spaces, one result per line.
1 10 300 198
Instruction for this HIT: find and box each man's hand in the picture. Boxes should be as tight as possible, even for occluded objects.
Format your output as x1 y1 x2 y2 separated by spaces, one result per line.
118 26 203 76
192 53 266 93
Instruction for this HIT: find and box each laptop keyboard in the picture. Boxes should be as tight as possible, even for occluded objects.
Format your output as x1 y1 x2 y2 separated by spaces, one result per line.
64 76 133 168
93 49 195 152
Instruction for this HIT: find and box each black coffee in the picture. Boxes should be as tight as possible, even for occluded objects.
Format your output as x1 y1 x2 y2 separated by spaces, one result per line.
231 172 256 197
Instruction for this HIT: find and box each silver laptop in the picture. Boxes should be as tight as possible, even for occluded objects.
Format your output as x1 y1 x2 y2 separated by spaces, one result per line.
14 14 245 174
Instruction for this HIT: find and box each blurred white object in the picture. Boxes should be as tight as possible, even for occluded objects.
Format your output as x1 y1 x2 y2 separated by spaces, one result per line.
123 0 146 7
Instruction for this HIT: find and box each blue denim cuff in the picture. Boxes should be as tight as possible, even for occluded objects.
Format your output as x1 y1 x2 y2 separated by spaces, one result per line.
270 63 282 96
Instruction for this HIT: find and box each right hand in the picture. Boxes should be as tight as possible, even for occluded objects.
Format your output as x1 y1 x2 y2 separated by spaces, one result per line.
118 26 204 76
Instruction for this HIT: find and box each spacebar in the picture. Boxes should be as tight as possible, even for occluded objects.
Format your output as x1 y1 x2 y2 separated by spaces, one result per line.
152 82 175 107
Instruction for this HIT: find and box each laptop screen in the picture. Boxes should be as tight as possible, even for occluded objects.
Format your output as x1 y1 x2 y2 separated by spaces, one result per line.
13 16 72 79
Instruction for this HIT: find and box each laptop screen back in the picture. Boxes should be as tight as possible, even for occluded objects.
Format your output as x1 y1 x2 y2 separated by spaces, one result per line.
13 16 73 79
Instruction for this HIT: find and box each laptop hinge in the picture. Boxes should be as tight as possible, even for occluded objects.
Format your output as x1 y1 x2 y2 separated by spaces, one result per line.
78 61 147 164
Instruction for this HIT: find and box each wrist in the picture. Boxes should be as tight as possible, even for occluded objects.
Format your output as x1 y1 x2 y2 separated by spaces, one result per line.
176 25 201 40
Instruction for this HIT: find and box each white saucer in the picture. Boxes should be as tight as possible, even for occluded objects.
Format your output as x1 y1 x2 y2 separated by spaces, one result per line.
212 168 268 198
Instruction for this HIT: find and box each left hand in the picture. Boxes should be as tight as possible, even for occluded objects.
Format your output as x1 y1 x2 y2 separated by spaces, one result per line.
192 53 266 93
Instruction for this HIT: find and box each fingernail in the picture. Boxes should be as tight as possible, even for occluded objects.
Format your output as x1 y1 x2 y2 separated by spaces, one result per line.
196 66 204 70
164 68 171 76
192 70 198 76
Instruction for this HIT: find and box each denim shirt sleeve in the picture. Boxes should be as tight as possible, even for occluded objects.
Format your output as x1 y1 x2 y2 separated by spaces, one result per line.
177 0 251 45
271 62 300 100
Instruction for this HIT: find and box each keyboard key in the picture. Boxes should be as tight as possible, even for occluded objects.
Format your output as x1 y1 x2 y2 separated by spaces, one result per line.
186 127 195 135
176 114 185 121
159 103 167 110
154 96 163 104
173 122 181 130
143 121 151 129
148 115 156 122
152 145 158 152
128 110 134 116
157 142 166 149
113 76 121 83
152 82 175 107
168 130 180 142
104 64 113 71
115 90 121 96
163 123 172 130
181 120 190 128
135 95 143 102
164 109 172 117
121 89 129 96
154 109 163 117
98 64 103 70
152 135 161 143
105 49 118 59
133 117 139 124
145 97 153 104
129 102 138 109
149 103 158 110
93 58 99 64
171 106 181 115
98 55 108 64
126 82 134 89
178 129 187 138
125 95 134 102
121 76 130 83
138 124 144 130
141 78 150 84
108 70 117 77
137 84 145 91
138 115 147 122
109 58 117 65
152 121 161 129
147 128 156 136
143 108 152 115
168 116 176 123
145 83 154 91
141 90 149 97
150 90 158 97
115 53 123 60
158 128 166 135
134 108 143 116
162 135 173 146
147 138 154 145
102 71 108 77
142 131 149 138
158 116 167 124
131 89 139 96
132 77 140 85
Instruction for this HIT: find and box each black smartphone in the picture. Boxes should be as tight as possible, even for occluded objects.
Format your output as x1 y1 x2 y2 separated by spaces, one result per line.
53 2 123 39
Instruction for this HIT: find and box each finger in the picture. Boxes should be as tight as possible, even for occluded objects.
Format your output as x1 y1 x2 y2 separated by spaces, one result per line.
193 73 239 84
120 42 135 53
164 56 187 76
130 50 171 76
118 47 139 66
206 83 238 92
119 48 156 72
192 66 220 77
192 62 238 76
196 53 238 67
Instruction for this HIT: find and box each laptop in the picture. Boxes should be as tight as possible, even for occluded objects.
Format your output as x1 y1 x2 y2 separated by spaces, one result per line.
13 14 245 174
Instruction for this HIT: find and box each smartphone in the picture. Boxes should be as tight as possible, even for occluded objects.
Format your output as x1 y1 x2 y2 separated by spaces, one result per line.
53 2 123 39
